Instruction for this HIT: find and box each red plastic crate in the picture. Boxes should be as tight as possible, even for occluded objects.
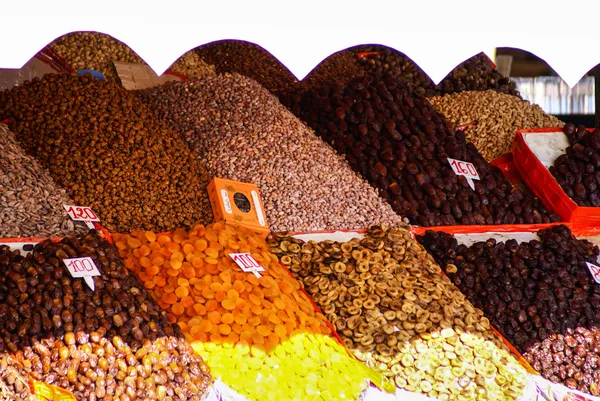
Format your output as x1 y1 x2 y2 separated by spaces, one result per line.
512 127 600 228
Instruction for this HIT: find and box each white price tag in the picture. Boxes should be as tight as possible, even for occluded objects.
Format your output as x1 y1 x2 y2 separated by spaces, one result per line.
586 262 600 284
63 257 101 291
63 205 100 229
229 253 265 278
447 158 480 190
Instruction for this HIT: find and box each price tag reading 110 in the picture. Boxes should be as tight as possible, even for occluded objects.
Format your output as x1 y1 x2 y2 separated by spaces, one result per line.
63 205 100 229
447 158 480 191
229 253 265 278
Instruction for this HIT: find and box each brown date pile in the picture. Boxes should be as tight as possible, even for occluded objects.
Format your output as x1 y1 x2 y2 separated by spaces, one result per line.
0 74 213 233
0 354 36 401
268 226 528 401
549 124 600 206
283 72 558 226
0 231 212 401
355 46 519 98
418 225 600 395
196 40 298 95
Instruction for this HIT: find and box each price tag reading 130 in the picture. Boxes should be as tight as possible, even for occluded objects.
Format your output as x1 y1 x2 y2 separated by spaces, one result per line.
63 257 101 291
229 253 265 278
586 262 600 284
63 205 100 229
447 158 480 191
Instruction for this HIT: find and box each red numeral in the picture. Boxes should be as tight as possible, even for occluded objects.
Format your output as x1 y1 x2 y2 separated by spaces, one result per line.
84 208 97 220
235 254 260 269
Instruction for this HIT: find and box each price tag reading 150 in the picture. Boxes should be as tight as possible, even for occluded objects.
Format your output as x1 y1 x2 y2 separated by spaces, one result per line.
447 158 480 191
63 205 100 229
63 257 101 291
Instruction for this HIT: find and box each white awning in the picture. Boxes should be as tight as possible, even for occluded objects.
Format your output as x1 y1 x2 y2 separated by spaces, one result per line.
0 0 595 87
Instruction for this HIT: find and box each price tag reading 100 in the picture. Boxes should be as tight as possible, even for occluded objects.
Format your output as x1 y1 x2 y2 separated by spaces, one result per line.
63 257 101 291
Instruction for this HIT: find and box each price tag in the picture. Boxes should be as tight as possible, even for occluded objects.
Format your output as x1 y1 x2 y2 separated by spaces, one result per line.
229 253 265 278
63 205 100 229
586 262 600 284
63 257 101 291
447 158 480 190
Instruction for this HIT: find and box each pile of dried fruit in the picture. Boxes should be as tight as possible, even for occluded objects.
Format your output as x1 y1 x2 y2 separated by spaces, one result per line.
428 90 564 161
48 31 215 80
268 226 528 400
549 124 600 206
0 231 212 400
0 124 88 238
355 47 519 98
0 74 213 233
418 225 600 394
279 50 364 103
353 45 437 97
0 355 36 401
138 74 403 232
284 72 559 226
196 40 297 95
115 222 377 401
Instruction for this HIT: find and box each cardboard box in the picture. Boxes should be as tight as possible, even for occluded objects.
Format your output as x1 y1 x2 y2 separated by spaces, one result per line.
207 178 269 238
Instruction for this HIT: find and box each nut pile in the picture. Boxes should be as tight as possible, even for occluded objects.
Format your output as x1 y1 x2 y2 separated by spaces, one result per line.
0 124 88 238
549 124 600 206
196 40 297 95
137 74 403 232
114 222 375 401
428 90 564 161
48 31 215 80
355 47 519 98
284 72 559 226
0 355 36 401
0 230 212 400
418 225 600 394
0 74 213 233
268 226 528 400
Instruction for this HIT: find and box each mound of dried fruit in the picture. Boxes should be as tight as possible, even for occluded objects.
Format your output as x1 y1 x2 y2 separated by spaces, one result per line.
269 226 528 400
115 222 377 401
0 74 213 233
0 230 212 400
283 72 558 226
419 225 600 395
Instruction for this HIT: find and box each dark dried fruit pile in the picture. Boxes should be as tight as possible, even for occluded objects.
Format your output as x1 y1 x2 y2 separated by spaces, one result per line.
0 74 213 233
0 231 212 400
196 40 297 95
355 46 519 98
283 72 558 226
418 225 600 394
549 124 600 206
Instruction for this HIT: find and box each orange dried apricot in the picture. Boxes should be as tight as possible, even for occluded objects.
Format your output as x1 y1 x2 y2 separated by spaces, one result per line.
181 296 195 308
193 304 207 316
172 303 185 316
175 286 189 298
215 291 227 302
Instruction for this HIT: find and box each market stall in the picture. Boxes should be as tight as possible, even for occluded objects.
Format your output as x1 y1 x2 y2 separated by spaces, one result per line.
2 3 600 400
